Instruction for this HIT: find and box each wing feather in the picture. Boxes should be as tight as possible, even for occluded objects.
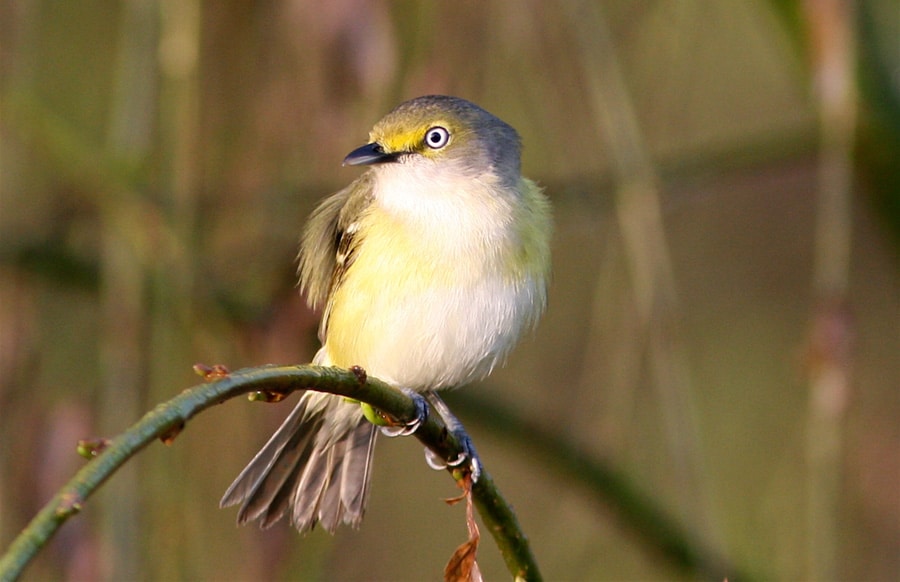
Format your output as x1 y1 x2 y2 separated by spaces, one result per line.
298 173 374 340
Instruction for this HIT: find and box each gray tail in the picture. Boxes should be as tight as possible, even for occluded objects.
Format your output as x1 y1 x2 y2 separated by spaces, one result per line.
220 392 377 533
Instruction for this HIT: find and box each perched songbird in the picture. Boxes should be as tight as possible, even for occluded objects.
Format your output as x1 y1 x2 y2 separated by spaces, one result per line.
221 95 552 533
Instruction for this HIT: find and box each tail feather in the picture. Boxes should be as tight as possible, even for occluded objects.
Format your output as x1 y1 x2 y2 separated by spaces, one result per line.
220 392 377 533
306 422 378 532
341 421 378 517
312 445 347 532
219 397 320 524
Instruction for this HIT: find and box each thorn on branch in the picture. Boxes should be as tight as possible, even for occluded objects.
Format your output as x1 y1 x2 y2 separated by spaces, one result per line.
248 389 290 403
55 493 83 519
350 364 367 385
76 438 111 459
193 363 231 381
159 421 185 446
451 466 471 484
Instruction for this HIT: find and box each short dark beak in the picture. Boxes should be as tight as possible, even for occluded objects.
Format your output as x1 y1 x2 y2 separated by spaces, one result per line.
342 142 397 166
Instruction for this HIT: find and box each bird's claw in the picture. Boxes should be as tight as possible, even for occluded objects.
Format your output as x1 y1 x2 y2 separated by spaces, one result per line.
379 389 428 437
424 430 482 483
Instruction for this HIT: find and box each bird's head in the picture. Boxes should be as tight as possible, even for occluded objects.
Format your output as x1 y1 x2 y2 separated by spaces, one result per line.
343 95 522 186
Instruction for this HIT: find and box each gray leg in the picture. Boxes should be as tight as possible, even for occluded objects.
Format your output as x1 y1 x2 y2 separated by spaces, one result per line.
422 391 481 482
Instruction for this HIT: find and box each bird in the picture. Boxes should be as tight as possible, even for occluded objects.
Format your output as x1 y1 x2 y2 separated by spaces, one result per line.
220 95 552 533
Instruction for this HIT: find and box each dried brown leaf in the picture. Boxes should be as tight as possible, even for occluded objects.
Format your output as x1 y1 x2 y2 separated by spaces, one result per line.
444 475 482 582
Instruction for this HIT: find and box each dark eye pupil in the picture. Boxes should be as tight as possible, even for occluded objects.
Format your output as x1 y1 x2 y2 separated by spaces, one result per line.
425 127 449 149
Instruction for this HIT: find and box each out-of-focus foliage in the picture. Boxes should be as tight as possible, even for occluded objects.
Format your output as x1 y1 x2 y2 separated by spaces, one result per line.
1 1 897 580
857 0 900 246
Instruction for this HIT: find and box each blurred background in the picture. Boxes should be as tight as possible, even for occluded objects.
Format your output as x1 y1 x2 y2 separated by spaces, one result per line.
1 0 898 580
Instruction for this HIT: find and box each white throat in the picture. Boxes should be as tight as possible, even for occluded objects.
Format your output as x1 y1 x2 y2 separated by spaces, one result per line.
371 159 516 243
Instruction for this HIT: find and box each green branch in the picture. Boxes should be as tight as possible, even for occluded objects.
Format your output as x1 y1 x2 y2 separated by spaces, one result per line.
447 390 756 580
0 365 541 582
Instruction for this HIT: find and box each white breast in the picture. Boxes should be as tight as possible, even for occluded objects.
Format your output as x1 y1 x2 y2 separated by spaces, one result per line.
320 159 545 390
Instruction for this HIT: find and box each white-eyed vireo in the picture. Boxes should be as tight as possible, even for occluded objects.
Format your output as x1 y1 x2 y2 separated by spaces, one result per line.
221 95 552 532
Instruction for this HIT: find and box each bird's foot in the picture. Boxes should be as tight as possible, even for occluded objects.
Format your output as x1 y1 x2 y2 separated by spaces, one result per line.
422 392 481 482
375 388 429 437
424 430 482 483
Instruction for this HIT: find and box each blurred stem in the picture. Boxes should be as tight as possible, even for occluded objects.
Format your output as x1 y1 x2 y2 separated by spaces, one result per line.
563 0 715 542
97 203 144 582
98 0 159 579
0 366 542 582
152 2 201 576
802 0 857 579
158 0 200 309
